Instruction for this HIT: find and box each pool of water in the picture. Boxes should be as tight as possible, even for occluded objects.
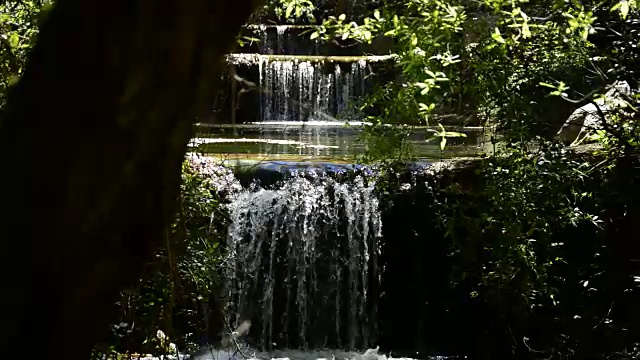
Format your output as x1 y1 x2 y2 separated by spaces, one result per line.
191 123 488 165
134 347 460 360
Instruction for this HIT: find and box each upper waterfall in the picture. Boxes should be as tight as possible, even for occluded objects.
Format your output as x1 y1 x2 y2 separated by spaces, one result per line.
259 57 367 122
226 54 395 122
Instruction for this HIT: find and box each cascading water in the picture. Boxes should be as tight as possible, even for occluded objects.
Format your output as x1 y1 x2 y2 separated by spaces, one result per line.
276 25 287 54
258 58 368 122
256 25 288 55
225 171 382 351
252 25 319 55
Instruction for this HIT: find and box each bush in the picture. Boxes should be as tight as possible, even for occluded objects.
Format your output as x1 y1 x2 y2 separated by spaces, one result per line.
93 160 235 358
435 142 640 358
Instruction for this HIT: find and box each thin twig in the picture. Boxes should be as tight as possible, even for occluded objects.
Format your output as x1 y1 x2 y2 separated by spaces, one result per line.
593 301 615 329
561 87 604 105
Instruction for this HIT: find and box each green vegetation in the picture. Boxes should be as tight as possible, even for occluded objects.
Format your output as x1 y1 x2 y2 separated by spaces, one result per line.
91 161 234 358
0 0 51 107
440 144 617 357
310 0 638 155
251 0 317 24
312 0 639 356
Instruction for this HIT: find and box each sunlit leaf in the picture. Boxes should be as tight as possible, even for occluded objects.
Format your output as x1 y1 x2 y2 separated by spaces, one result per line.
9 33 19 49
522 22 531 38
492 28 506 43
567 18 579 29
621 1 630 19
612 1 630 19
444 131 467 138
285 2 295 19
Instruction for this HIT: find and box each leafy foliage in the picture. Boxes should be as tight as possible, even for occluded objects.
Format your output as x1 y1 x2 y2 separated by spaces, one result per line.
444 142 601 309
250 0 317 24
0 0 51 108
374 140 639 357
312 0 639 155
93 161 231 357
441 144 639 357
330 0 640 357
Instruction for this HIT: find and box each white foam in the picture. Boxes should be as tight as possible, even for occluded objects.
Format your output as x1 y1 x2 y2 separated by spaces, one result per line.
183 347 444 360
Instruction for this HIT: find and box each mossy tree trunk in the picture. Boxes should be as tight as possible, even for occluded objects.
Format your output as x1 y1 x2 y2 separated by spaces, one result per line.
0 1 258 358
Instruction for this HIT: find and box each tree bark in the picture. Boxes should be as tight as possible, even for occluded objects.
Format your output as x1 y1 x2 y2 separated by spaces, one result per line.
0 1 258 358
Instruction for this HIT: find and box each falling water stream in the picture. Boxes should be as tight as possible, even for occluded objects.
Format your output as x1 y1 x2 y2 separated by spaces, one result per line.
137 156 462 360
258 58 368 122
225 172 382 351
182 14 464 358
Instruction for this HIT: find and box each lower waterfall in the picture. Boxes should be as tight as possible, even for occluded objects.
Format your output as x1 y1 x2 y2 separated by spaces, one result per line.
225 171 382 351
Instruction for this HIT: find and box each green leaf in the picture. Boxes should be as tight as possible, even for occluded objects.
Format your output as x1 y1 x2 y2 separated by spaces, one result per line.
374 9 381 20
440 137 447 150
9 33 19 49
285 2 295 19
620 1 630 19
522 22 531 38
612 1 630 18
418 102 436 112
339 13 346 21
310 31 319 40
492 28 505 44
581 28 590 40
8 75 20 86
444 131 467 138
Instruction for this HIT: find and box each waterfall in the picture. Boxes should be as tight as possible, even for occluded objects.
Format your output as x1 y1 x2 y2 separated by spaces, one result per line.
276 25 287 54
258 58 368 122
256 25 287 55
252 25 318 56
225 173 382 351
